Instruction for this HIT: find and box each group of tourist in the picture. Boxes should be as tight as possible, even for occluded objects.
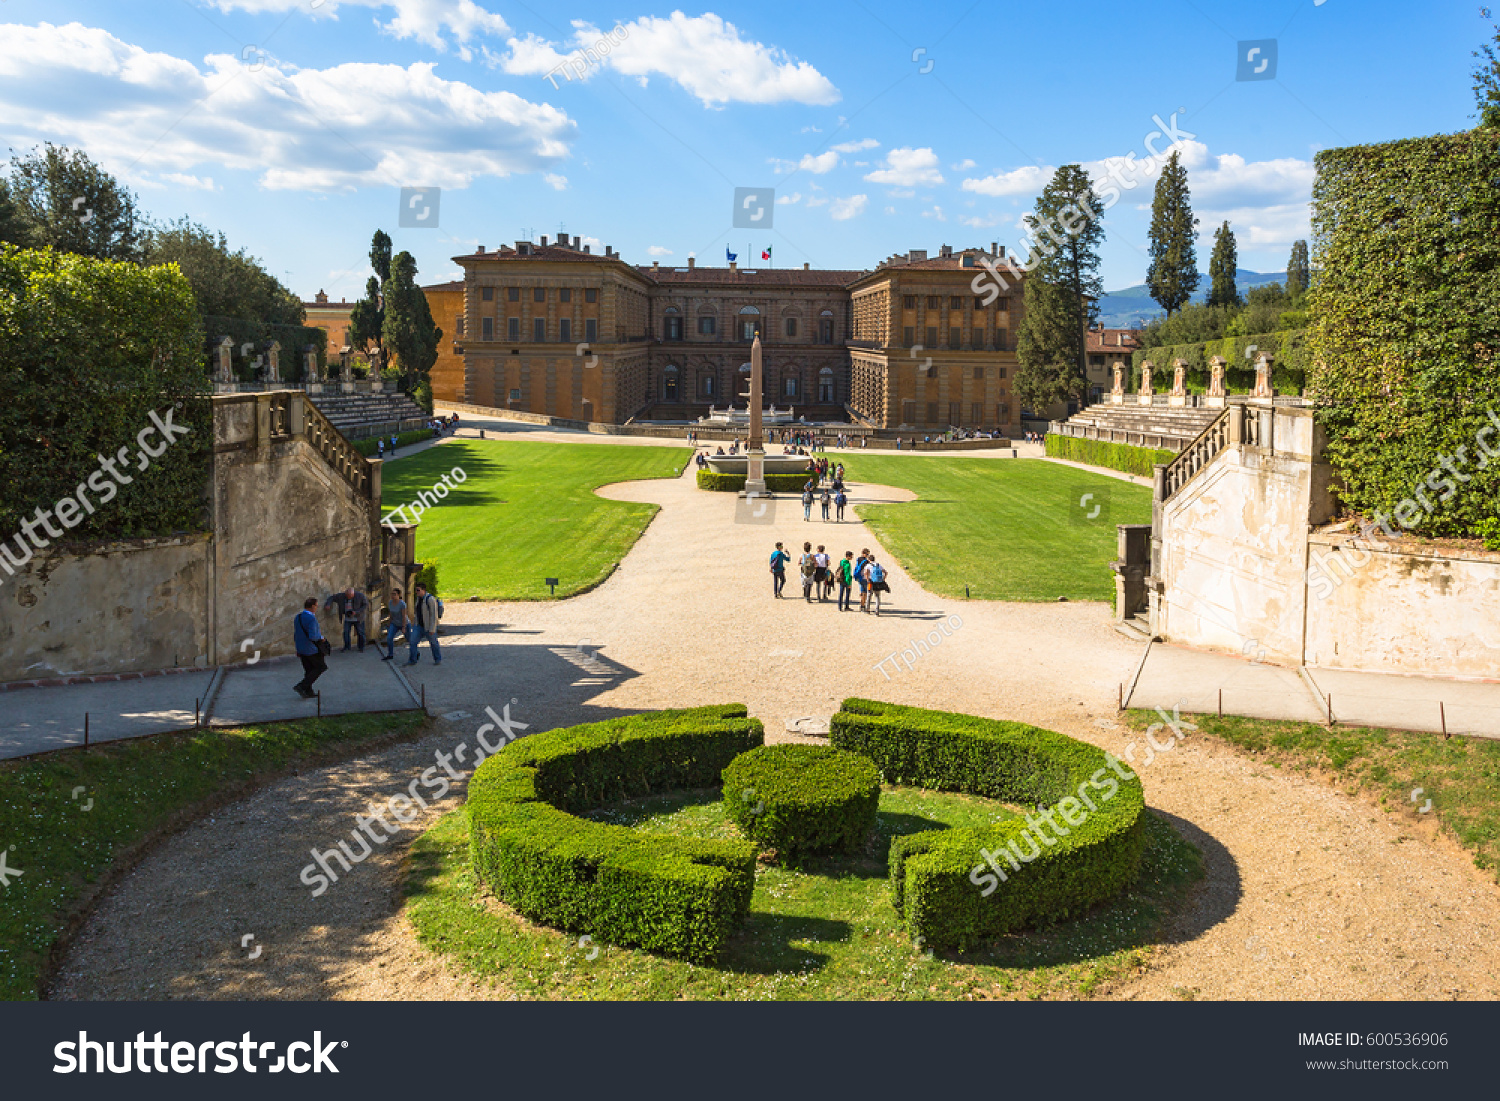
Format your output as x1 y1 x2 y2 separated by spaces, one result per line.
290 581 445 697
768 543 890 613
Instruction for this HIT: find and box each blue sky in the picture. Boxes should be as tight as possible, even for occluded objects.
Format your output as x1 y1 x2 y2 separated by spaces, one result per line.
0 0 1488 298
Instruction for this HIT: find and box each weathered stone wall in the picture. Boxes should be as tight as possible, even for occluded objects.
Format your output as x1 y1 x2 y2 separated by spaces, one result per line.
0 393 381 681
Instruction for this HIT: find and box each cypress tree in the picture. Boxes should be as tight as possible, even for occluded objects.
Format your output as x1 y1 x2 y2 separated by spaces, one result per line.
1207 221 1240 308
1286 238 1310 299
1146 150 1199 315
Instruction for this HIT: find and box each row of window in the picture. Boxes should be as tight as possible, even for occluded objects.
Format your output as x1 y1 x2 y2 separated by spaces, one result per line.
480 286 599 304
902 295 1012 311
904 327 1010 350
663 316 835 342
662 367 837 402
475 317 600 342
899 401 1010 425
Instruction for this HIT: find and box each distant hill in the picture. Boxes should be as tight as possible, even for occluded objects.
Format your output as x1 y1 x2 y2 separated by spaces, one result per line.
1096 270 1287 330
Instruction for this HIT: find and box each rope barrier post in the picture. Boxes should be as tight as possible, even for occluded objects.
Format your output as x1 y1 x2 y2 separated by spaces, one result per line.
1218 688 1223 719
317 691 322 718
84 712 89 748
1327 692 1333 727
1441 700 1448 739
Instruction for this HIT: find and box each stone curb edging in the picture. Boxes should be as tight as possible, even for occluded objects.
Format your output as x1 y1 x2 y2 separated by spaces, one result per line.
0 655 299 694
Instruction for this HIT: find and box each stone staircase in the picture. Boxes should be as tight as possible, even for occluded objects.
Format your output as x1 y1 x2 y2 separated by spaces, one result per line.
1053 402 1225 452
309 391 429 440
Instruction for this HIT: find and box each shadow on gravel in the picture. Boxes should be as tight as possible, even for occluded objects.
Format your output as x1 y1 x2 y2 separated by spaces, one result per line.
1145 807 1243 946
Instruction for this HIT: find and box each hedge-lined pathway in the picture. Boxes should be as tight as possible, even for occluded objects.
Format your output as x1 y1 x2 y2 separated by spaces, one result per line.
51 437 1500 1001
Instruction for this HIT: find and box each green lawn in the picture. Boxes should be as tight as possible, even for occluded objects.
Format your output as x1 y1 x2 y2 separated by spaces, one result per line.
1126 710 1500 881
0 711 430 1000
405 789 1201 1001
381 440 689 600
838 456 1151 602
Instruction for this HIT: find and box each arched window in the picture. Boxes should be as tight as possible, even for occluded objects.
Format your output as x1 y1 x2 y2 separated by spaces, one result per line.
785 317 798 338
700 373 715 398
663 364 679 401
784 375 799 399
663 306 682 342
818 366 835 403
696 306 717 336
818 309 835 344
738 305 761 343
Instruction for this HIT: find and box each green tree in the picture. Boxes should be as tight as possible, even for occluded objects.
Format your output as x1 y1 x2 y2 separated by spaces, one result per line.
1474 13 1500 128
381 250 442 395
7 144 144 261
1286 238 1310 300
347 229 393 367
144 217 303 325
1207 221 1240 308
1015 164 1104 407
0 178 34 248
1146 150 1199 315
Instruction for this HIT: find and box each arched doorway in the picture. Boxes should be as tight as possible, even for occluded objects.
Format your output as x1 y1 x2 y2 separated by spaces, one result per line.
663 364 680 401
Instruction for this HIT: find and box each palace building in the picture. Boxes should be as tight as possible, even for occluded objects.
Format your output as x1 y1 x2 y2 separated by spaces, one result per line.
440 234 1028 432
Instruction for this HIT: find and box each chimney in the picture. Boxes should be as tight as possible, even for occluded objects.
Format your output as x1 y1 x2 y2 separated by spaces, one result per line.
940 244 952 258
688 255 696 270
990 241 998 256
729 261 737 272
652 260 659 270
557 232 569 247
476 245 485 255
605 245 612 257
315 289 328 304
908 249 927 262
541 235 548 246
998 245 1006 258
803 262 809 270
583 244 591 254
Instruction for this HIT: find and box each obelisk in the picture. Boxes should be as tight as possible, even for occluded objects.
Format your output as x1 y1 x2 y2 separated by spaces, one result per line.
743 333 768 496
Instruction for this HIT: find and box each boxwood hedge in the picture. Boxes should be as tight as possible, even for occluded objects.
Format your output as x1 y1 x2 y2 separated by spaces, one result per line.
831 699 1146 948
721 744 881 860
1044 433 1175 476
467 704 763 964
696 470 811 493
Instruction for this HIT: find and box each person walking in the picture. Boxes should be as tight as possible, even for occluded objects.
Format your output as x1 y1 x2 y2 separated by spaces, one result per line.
382 587 409 661
819 487 832 521
377 438 385 459
799 542 816 602
390 432 399 456
837 551 854 610
292 596 329 698
813 545 830 601
770 541 790 598
407 582 442 665
867 555 890 614
337 585 369 652
835 487 847 521
855 548 871 612
802 482 814 522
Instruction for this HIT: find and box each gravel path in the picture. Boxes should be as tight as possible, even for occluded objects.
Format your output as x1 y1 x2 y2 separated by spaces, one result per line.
51 453 1500 1001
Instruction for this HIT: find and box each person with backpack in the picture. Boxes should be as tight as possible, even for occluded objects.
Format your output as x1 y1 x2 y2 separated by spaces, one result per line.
801 483 814 522
799 541 816 602
834 488 848 522
819 487 832 521
867 555 890 614
836 551 854 611
382 587 409 661
769 541 790 598
390 432 399 457
407 582 442 665
292 596 330 698
813 545 830 601
377 438 385 459
854 549 871 612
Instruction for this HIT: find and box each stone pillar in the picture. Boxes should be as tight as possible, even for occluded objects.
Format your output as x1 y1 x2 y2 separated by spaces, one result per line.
215 337 234 386
1168 358 1187 407
266 341 281 384
1251 352 1275 400
1138 360 1154 406
1110 363 1124 404
1229 402 1245 445
1207 356 1227 407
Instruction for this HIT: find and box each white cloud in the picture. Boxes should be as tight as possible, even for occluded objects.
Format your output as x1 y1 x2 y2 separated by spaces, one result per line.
647 245 673 255
203 0 509 55
805 196 828 208
578 235 603 251
801 125 821 133
865 147 943 187
951 158 976 171
770 151 838 174
960 164 1053 198
883 205 895 215
162 172 218 190
831 138 878 153
776 192 802 205
0 22 575 192
921 205 946 222
544 173 568 190
497 13 838 106
959 213 1005 228
887 188 915 199
830 194 867 220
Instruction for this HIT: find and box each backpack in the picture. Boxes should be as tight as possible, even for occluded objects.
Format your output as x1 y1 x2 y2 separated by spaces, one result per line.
870 562 886 583
436 596 444 618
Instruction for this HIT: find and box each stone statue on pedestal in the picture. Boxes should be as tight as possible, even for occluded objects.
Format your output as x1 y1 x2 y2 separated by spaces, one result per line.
1138 360 1154 406
1207 356 1227 407
1252 353 1275 399
266 341 281 384
1110 363 1124 403
1169 358 1187 406
215 336 234 384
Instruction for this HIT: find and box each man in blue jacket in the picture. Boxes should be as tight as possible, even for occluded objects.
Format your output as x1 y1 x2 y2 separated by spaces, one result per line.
293 596 328 698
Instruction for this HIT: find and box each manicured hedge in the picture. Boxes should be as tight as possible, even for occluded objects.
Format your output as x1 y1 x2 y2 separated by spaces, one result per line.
721 744 881 860
696 470 811 493
1128 330 1307 395
467 705 763 964
1045 433 1174 477
831 699 1146 948
1309 128 1500 544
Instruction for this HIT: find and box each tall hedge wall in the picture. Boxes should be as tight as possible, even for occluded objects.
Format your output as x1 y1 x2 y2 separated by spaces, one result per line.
1308 128 1500 542
203 314 327 383
0 246 212 539
1128 330 1307 395
1044 433 1175 477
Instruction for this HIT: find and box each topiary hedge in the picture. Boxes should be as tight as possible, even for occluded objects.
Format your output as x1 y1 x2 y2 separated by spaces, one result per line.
721 744 881 860
467 704 763 964
831 699 1146 949
696 470 811 493
1044 433 1175 476
1128 330 1307 395
1308 128 1500 544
